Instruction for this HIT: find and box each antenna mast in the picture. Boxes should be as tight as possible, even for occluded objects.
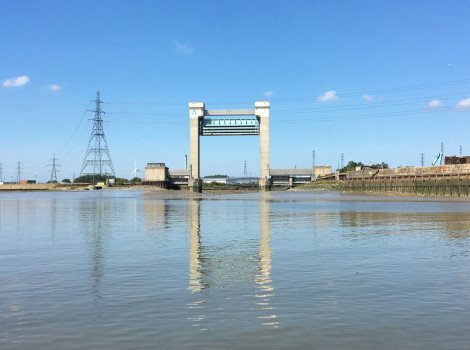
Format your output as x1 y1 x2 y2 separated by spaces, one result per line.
80 91 115 178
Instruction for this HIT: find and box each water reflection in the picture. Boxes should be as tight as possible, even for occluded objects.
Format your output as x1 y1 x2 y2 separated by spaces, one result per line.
50 198 57 238
335 211 470 239
79 195 108 301
144 199 167 233
188 199 203 293
185 194 278 328
186 199 207 328
256 192 278 327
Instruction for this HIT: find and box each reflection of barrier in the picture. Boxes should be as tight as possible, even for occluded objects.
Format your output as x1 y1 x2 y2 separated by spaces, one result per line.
186 194 278 328
256 192 278 327
188 199 202 293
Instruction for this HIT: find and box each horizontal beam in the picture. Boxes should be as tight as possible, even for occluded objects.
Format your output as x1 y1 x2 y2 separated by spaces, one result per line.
200 118 260 136
204 109 255 116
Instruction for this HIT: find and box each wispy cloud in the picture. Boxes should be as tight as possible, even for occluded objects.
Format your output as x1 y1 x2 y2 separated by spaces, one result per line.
2 75 30 87
264 91 274 97
424 99 443 109
173 40 194 55
362 94 374 101
47 84 61 91
317 90 339 102
456 98 470 110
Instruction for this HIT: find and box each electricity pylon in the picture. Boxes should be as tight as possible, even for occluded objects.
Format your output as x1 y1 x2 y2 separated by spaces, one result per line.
80 91 115 178
49 154 60 182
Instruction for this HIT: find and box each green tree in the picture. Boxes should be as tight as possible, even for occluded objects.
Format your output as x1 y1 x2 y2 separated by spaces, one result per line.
62 179 71 183
73 174 113 184
115 178 128 185
339 161 364 173
370 162 389 169
130 177 142 183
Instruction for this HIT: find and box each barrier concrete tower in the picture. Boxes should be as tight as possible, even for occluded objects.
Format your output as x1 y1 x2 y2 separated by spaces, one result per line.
256 101 270 189
188 101 271 192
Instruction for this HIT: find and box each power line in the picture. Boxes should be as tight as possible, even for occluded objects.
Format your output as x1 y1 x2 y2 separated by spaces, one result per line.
271 105 464 125
272 93 467 114
104 94 468 127
104 77 470 108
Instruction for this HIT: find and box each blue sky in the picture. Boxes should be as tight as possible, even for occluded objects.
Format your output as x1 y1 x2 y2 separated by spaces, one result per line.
1 0 469 182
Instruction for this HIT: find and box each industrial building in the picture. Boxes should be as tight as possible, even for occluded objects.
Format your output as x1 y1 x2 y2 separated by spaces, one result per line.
142 162 332 189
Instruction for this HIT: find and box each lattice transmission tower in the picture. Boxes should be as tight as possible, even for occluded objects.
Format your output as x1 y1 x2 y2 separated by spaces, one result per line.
16 161 22 183
49 154 60 182
80 91 115 177
440 142 444 165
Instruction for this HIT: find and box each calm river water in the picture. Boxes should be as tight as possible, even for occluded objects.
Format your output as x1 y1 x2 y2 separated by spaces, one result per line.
1 190 470 349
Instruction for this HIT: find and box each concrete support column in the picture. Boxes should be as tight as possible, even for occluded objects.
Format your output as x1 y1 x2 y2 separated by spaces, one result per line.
256 101 270 190
189 102 205 192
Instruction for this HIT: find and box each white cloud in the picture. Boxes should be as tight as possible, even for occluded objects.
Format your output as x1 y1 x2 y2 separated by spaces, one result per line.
48 84 61 91
264 91 274 97
362 94 374 101
173 40 194 55
456 98 470 110
317 90 339 102
425 99 443 109
2 75 30 87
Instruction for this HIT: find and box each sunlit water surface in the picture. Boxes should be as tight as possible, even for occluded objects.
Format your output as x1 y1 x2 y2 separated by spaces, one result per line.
1 190 470 349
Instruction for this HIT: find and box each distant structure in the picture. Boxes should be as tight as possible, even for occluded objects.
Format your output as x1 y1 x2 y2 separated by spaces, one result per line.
142 163 170 188
188 101 270 192
80 91 115 177
420 153 424 167
340 153 344 169
440 142 444 165
460 145 463 157
49 154 60 182
16 161 22 183
445 155 470 165
244 160 247 177
312 150 315 168
0 162 3 182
